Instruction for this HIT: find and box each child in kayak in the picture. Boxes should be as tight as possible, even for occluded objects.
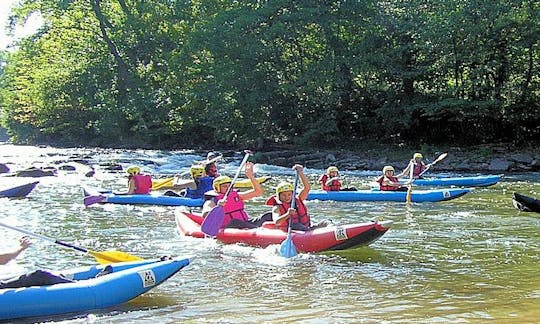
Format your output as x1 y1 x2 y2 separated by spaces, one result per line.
0 236 74 289
376 166 408 191
267 164 328 231
201 162 268 229
181 165 214 199
397 153 427 179
126 166 152 194
318 166 341 191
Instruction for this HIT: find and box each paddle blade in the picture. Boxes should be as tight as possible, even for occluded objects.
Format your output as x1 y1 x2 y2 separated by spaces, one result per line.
406 186 412 204
280 236 298 258
152 177 174 190
201 206 225 236
84 194 106 207
89 250 143 264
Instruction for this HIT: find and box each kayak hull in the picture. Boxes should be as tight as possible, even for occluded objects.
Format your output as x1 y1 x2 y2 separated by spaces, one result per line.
401 175 501 187
175 211 392 253
0 182 39 198
512 192 540 213
307 188 471 202
0 258 190 320
82 187 203 207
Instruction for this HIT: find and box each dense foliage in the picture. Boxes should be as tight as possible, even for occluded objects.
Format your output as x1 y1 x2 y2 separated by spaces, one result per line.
0 0 538 149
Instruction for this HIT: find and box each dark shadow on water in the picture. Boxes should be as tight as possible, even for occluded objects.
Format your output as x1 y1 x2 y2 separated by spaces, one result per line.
321 247 388 263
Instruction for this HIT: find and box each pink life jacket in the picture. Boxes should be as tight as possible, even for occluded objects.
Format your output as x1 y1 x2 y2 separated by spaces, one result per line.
132 174 152 194
214 190 249 228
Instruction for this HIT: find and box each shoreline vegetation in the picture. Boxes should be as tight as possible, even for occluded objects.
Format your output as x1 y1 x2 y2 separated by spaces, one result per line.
1 141 538 176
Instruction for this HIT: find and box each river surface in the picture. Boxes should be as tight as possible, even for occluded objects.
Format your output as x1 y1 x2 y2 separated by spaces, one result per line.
0 145 538 323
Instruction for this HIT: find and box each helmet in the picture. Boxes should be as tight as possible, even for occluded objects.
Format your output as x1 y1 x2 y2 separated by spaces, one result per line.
126 166 140 175
190 165 205 178
327 166 339 174
207 152 220 161
276 182 294 196
382 166 395 173
413 153 423 159
213 175 232 192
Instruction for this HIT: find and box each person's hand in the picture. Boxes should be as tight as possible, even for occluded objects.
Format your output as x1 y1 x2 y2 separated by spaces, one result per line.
217 198 227 206
244 162 255 177
292 164 303 172
19 236 32 250
287 208 297 216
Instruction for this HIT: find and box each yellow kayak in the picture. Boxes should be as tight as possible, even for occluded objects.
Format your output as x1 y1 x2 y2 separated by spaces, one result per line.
152 176 272 190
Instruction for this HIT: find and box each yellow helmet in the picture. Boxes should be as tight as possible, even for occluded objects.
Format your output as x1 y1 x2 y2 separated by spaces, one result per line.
190 165 205 178
213 175 232 192
327 166 339 174
276 182 294 196
382 166 395 173
126 166 140 175
413 153 423 159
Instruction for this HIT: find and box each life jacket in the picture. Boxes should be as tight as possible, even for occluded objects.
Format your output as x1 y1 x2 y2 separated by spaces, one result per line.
185 176 214 199
376 175 400 191
265 196 310 228
213 190 249 228
131 174 152 194
318 174 341 191
411 160 425 178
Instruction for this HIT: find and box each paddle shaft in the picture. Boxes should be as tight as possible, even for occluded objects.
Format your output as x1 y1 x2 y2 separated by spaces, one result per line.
224 151 252 197
419 152 448 177
281 170 300 258
0 221 88 253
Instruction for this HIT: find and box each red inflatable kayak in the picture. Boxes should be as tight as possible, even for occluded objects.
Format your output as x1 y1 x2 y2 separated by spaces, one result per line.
175 211 392 253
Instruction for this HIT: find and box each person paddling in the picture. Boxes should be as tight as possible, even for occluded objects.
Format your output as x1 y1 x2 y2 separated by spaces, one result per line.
397 153 427 179
376 166 408 191
125 166 152 194
266 164 328 231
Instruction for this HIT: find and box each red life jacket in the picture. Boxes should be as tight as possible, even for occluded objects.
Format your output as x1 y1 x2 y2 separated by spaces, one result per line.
265 196 310 227
318 174 341 191
214 191 249 228
131 174 152 194
376 175 400 191
411 160 426 178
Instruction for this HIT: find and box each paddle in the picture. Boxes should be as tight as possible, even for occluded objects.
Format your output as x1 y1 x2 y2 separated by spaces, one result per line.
83 186 107 207
280 170 299 258
200 151 251 236
419 152 448 177
405 160 414 204
152 154 223 190
0 221 143 264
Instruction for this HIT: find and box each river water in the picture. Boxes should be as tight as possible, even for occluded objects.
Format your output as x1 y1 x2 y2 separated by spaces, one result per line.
0 145 538 323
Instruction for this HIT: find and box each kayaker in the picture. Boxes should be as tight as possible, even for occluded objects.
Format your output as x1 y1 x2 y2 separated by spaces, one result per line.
201 162 268 229
376 166 408 191
181 165 214 199
0 236 74 289
267 164 328 231
397 153 427 179
318 166 341 191
126 165 152 194
201 152 221 178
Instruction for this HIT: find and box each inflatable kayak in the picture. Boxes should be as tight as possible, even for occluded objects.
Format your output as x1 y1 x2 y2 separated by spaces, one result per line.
512 192 540 213
0 257 190 321
307 188 471 202
82 187 203 207
400 175 501 187
152 176 271 190
175 211 392 253
0 181 39 198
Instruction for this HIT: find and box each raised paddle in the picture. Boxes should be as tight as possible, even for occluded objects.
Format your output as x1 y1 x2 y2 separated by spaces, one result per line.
280 170 299 258
200 151 252 236
419 152 448 177
0 221 143 264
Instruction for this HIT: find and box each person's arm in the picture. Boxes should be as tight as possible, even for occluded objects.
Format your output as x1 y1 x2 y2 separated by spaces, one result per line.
272 205 294 225
295 165 311 201
127 178 136 194
238 162 263 201
0 236 32 265
382 176 401 188
201 199 217 218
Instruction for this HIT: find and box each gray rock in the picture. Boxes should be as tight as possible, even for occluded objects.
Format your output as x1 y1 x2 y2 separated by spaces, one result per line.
488 158 513 171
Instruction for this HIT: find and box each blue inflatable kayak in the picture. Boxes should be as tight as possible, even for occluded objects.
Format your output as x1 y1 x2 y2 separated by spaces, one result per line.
400 175 501 187
82 187 203 207
0 257 190 321
0 181 39 198
307 188 471 202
